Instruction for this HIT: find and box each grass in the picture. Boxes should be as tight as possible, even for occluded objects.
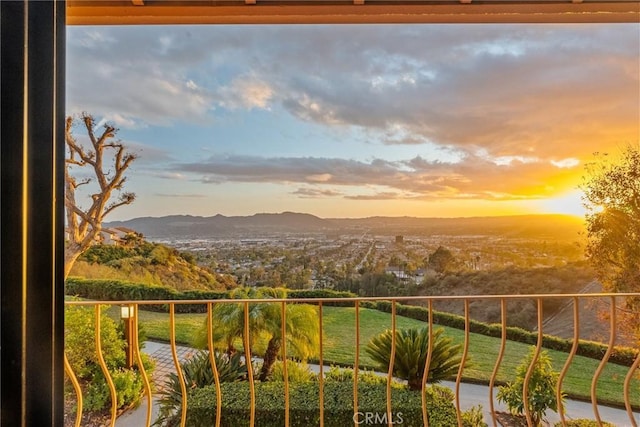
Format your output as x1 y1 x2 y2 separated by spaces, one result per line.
112 304 639 408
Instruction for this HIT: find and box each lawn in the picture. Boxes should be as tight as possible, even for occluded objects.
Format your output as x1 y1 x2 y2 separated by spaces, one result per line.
124 304 639 408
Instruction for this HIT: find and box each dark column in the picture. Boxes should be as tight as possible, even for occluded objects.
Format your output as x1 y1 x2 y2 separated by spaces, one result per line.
1 1 65 426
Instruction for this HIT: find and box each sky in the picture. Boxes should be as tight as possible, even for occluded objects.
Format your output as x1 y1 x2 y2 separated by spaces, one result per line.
66 24 640 221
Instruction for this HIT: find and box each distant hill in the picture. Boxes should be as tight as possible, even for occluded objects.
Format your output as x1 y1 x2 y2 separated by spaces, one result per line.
107 212 585 241
331 214 586 240
107 211 332 239
68 241 237 291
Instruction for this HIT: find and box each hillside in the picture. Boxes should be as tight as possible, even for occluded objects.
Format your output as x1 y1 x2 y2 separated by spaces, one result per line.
69 242 237 291
417 263 597 328
107 212 585 240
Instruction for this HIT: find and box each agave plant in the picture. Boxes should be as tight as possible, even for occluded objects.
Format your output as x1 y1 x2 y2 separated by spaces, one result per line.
366 327 465 390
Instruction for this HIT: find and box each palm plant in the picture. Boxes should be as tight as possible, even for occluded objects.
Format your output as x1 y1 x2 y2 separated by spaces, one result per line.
366 327 464 390
194 287 320 381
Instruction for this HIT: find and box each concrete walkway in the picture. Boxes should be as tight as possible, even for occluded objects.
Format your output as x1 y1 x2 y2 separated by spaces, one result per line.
117 341 639 427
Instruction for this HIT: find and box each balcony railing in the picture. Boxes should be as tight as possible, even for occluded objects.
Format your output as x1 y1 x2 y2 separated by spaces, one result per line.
64 293 640 427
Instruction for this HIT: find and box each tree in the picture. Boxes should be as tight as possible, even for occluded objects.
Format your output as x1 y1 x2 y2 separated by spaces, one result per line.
427 246 455 274
195 287 319 381
64 113 137 278
582 146 640 340
366 327 464 390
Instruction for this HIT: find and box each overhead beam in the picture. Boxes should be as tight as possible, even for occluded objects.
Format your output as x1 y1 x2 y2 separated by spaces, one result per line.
67 1 640 25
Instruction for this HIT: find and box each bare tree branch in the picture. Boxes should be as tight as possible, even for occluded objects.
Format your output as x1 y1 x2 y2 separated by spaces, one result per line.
64 113 137 278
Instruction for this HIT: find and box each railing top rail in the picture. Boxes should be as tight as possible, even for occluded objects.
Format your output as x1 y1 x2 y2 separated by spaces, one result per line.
64 292 640 306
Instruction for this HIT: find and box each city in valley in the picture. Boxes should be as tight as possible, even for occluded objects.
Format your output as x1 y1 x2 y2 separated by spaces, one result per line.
103 212 601 335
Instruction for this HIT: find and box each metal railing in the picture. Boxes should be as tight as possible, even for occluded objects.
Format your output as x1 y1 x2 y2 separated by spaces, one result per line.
64 293 640 427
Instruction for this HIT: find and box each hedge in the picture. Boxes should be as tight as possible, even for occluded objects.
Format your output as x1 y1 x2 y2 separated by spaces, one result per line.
181 382 458 427
372 300 638 367
65 279 638 366
65 278 226 313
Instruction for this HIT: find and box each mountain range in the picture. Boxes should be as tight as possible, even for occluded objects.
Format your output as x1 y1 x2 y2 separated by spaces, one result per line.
107 212 586 240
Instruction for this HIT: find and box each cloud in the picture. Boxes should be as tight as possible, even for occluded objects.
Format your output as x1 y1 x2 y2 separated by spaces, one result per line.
291 187 343 198
174 152 581 201
155 193 207 198
125 141 174 163
68 24 639 166
145 171 187 180
218 77 274 110
344 191 405 201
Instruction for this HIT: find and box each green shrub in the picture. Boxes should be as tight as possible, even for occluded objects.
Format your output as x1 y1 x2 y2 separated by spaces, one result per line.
270 361 317 383
497 348 563 426
65 303 152 413
323 366 403 388
553 420 615 427
83 369 144 411
177 381 458 427
65 303 126 377
461 405 487 427
324 365 353 382
366 327 464 390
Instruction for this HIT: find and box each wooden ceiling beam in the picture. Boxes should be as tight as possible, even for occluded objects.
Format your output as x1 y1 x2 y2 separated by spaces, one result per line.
67 1 640 25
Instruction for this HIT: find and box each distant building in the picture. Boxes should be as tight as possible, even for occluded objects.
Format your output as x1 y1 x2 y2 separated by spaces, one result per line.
395 235 404 244
385 266 410 280
97 227 141 246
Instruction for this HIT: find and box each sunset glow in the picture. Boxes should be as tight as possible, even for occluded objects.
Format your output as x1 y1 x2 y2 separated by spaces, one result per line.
66 24 639 221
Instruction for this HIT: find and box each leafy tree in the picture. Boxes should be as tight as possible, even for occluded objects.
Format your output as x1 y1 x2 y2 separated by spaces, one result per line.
427 246 456 274
365 327 464 390
497 348 563 426
65 113 137 278
194 287 319 381
582 146 640 339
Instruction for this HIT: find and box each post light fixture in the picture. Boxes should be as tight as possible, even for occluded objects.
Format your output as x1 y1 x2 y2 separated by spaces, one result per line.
120 305 133 319
121 304 135 368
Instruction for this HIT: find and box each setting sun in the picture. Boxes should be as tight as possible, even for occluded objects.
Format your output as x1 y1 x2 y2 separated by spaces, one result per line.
538 190 587 218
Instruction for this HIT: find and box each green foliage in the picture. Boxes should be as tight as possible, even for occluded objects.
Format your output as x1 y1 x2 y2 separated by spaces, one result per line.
83 369 144 411
553 420 615 427
428 246 456 274
497 348 563 426
81 244 132 264
155 350 248 427
461 405 487 427
269 361 317 383
287 288 357 306
324 365 354 382
583 146 640 340
65 303 151 413
366 327 464 390
74 241 231 291
65 304 126 377
323 365 404 388
173 382 458 427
